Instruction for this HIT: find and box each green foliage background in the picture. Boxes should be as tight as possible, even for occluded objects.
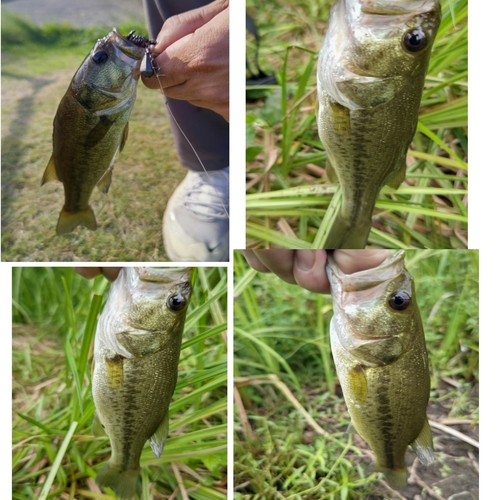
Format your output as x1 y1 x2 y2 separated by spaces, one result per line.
234 250 478 499
246 0 468 249
12 267 227 500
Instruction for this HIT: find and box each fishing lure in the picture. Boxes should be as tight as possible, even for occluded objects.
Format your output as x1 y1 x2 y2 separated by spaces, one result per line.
125 30 157 79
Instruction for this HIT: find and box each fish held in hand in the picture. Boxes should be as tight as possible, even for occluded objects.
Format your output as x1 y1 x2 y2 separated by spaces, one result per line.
317 0 441 248
42 29 153 235
92 267 192 500
326 251 433 490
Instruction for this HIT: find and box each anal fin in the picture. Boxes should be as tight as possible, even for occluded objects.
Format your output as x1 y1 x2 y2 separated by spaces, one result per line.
41 155 61 185
411 417 434 465
96 167 113 194
149 411 169 458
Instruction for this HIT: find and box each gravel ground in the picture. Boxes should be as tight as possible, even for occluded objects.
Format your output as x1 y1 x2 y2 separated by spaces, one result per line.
2 0 145 27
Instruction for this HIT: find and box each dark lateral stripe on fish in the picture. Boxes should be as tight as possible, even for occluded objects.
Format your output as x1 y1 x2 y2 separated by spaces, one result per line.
375 373 395 470
119 366 142 471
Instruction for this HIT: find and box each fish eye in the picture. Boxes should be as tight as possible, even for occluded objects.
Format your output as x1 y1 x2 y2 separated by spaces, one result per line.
92 50 108 64
402 29 427 53
388 291 411 311
167 293 186 311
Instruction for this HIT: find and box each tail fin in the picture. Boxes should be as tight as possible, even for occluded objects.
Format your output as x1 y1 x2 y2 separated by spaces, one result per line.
377 466 408 491
96 463 139 500
56 207 97 235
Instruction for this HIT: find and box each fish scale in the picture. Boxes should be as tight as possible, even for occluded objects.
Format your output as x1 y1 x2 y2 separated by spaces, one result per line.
42 29 150 235
92 267 192 500
317 0 441 248
327 251 434 490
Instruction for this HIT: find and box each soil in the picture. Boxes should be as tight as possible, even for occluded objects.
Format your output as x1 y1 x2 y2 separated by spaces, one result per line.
341 391 479 500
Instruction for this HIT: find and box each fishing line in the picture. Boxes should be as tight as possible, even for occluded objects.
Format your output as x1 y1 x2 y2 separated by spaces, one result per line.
146 47 229 219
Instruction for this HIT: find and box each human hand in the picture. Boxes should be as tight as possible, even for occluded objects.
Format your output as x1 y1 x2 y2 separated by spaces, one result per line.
142 0 229 121
242 250 389 294
332 250 388 274
242 250 330 294
73 268 122 281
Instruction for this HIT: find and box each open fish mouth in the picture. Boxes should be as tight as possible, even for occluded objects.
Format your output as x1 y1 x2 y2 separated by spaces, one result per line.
360 0 436 15
93 28 152 61
327 251 405 292
135 267 192 283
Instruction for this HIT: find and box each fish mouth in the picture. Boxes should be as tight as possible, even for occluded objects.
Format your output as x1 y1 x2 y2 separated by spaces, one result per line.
327 251 405 291
359 0 437 15
109 28 148 60
135 267 193 284
350 331 392 342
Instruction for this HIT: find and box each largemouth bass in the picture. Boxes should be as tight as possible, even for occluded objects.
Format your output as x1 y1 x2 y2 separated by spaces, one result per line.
92 267 192 499
326 250 433 490
42 29 153 235
317 0 441 248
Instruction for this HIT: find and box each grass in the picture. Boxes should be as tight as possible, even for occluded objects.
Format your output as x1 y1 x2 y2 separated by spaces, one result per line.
234 250 478 499
12 266 227 499
246 0 468 249
2 13 185 261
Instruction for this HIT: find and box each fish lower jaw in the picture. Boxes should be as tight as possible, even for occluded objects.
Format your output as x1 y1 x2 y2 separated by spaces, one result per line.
360 0 437 16
350 332 392 341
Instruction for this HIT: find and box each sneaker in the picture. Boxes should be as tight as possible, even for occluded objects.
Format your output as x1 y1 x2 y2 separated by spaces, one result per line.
163 167 229 262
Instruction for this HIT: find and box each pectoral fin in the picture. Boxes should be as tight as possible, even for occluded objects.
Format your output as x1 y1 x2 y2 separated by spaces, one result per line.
336 76 403 108
385 156 407 189
116 329 162 357
119 122 129 152
347 364 368 403
329 100 351 138
149 411 169 458
411 417 434 465
350 337 404 366
105 354 124 389
84 116 114 148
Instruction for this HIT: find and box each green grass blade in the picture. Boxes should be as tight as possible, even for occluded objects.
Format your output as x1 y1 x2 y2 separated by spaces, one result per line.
38 421 78 500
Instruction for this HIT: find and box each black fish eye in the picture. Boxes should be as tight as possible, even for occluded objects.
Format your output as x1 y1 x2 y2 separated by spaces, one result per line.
92 50 108 64
402 29 427 53
388 291 411 310
167 293 186 311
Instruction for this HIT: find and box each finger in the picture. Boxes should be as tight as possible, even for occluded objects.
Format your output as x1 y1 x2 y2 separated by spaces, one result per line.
142 51 187 90
241 250 272 273
293 250 330 294
153 0 227 53
250 249 296 284
333 250 388 274
73 267 122 281
73 267 102 280
101 268 122 282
